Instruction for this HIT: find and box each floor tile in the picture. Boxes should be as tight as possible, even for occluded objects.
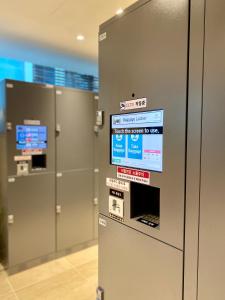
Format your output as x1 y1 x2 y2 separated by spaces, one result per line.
76 259 98 280
62 279 97 300
66 245 98 268
0 271 14 297
8 257 73 291
16 269 87 300
1 292 18 300
2 245 98 299
0 263 5 271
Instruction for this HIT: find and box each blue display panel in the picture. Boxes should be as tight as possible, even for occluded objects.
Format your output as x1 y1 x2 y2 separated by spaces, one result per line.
16 125 47 150
111 110 164 172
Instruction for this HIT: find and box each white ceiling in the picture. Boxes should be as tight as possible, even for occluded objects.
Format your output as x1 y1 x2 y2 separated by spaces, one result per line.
0 0 137 62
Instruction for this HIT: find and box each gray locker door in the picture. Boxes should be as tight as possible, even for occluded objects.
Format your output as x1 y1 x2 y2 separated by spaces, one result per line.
6 81 55 175
6 81 56 267
99 215 183 300
94 96 99 240
198 1 225 299
57 170 94 250
99 0 189 250
56 88 95 251
8 175 55 267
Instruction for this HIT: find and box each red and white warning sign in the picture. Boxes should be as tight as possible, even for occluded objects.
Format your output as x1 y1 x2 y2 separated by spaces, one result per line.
22 149 43 155
117 167 150 185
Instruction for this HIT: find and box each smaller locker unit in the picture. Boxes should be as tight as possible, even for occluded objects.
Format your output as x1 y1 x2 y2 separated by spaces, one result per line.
55 87 96 251
0 80 97 273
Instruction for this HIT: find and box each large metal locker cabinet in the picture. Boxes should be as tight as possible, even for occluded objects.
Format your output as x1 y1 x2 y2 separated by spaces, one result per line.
196 0 225 299
0 80 56 271
98 1 189 299
0 80 98 273
98 0 225 300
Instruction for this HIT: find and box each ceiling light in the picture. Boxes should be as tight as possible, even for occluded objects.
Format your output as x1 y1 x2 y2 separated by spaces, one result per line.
76 35 85 41
116 8 124 15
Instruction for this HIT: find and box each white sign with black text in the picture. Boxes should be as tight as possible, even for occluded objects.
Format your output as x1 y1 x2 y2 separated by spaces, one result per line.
120 98 147 111
106 178 130 192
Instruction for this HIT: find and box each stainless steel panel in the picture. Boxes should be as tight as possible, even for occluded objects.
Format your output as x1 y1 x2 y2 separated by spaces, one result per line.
198 1 225 299
94 96 99 239
7 174 55 267
56 87 96 251
184 1 205 299
98 215 183 300
0 80 6 133
99 0 189 249
0 134 8 263
6 80 55 176
56 170 94 251
56 88 94 171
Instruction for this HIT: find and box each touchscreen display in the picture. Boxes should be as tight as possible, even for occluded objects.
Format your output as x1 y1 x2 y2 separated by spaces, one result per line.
111 110 164 172
16 125 47 150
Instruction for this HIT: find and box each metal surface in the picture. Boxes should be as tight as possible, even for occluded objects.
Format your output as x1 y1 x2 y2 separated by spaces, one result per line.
184 0 205 299
0 80 97 271
56 170 94 251
0 80 6 133
99 0 151 30
94 96 99 239
0 82 7 264
99 1 225 299
56 87 94 171
99 0 189 250
98 1 191 299
0 135 8 263
0 80 56 269
56 87 95 251
6 80 55 176
99 215 183 300
7 174 55 266
197 0 225 299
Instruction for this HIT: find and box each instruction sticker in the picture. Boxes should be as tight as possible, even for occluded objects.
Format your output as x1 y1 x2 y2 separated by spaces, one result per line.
14 155 31 161
120 98 147 111
106 178 130 192
99 32 107 42
117 167 150 185
22 149 43 155
99 218 107 227
110 189 124 199
24 120 41 125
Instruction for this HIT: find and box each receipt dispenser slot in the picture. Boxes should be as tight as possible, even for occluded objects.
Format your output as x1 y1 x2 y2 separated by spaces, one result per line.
130 182 160 228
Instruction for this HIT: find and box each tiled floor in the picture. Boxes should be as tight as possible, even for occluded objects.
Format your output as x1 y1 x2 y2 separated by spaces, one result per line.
0 245 98 300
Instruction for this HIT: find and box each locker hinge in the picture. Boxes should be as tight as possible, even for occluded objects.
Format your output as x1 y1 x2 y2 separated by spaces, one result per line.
8 177 15 183
56 205 62 214
7 122 12 131
56 124 61 134
96 287 104 300
6 83 14 89
93 198 98 206
8 215 14 224
45 84 54 89
99 32 107 42
94 125 99 133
